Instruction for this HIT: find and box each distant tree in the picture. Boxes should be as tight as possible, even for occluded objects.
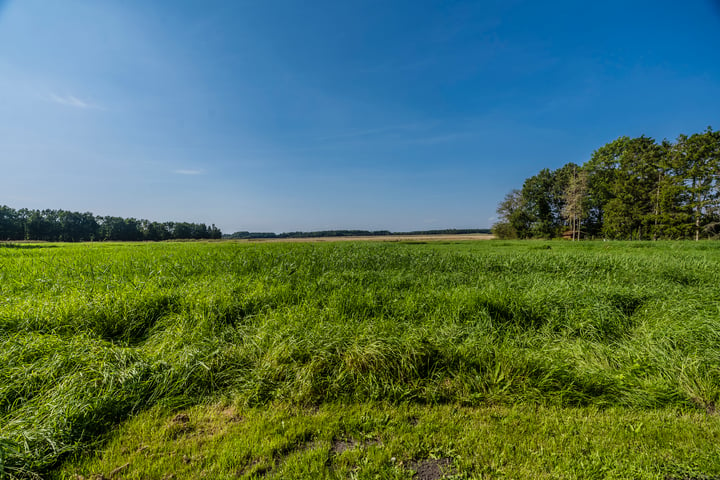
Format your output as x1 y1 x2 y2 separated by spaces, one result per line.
209 224 222 239
58 210 98 241
172 222 192 239
23 209 58 241
0 205 220 242
141 220 161 241
0 206 23 240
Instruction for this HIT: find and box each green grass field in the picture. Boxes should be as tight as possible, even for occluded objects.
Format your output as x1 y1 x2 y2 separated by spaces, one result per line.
2 240 720 479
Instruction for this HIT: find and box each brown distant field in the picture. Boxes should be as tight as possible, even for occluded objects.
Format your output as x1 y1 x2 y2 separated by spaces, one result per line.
236 233 495 243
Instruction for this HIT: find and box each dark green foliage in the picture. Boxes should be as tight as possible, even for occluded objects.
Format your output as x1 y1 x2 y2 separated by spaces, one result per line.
0 206 222 242
224 229 490 239
492 190 532 239
494 127 720 240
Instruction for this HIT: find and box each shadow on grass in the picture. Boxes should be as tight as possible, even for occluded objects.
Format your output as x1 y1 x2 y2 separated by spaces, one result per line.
0 242 57 249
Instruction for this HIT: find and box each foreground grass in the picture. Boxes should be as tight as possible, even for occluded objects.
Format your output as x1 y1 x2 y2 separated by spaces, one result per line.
57 401 720 480
2 240 720 477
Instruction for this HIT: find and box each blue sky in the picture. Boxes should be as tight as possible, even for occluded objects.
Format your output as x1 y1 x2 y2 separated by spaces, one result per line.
1 0 719 233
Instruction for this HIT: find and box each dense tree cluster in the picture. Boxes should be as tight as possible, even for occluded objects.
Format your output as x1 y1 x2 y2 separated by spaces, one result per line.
493 127 720 240
0 206 222 242
224 228 490 239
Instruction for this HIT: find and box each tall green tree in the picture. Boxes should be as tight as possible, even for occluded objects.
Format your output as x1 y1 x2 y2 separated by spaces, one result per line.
520 168 565 238
495 127 718 241
595 136 662 239
650 139 690 238
673 128 720 240
492 189 532 239
584 138 628 237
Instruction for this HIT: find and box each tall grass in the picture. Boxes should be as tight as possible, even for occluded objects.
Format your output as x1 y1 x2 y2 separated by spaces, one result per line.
1 240 720 477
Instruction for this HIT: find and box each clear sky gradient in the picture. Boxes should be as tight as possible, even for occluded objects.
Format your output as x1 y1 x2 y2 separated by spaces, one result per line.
2 0 719 233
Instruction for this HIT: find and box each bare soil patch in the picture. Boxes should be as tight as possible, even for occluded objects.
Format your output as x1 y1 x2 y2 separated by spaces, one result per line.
407 458 456 479
171 414 190 424
331 438 359 454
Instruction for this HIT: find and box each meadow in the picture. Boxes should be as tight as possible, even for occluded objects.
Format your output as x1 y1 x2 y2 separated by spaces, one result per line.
1 239 720 479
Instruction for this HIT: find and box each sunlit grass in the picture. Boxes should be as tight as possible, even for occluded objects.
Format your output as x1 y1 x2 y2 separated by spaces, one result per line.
55 402 720 480
1 240 720 478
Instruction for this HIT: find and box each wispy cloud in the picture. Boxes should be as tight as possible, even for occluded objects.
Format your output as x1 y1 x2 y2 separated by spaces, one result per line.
174 169 204 175
49 93 99 109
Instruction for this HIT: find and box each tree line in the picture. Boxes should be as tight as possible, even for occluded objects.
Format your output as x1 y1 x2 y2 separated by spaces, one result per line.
224 228 490 239
0 206 222 242
493 127 720 240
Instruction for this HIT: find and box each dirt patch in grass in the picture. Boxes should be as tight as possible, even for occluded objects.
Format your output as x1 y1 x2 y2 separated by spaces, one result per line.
331 438 359 454
219 406 244 423
407 458 455 480
164 414 194 439
665 476 720 480
171 413 190 424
